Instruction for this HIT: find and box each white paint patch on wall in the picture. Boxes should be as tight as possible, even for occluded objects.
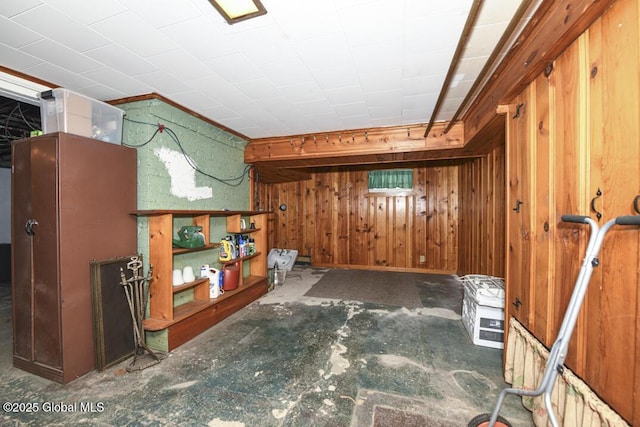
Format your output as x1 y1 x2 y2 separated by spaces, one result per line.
154 146 212 201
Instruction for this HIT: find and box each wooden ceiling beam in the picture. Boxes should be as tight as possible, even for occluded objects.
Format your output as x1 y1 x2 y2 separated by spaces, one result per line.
244 122 463 165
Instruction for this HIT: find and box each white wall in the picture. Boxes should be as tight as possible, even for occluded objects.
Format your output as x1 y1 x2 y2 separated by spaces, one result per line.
0 167 10 243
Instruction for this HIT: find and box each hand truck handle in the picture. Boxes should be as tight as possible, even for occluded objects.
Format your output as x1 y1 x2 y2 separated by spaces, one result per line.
615 215 640 226
561 215 590 224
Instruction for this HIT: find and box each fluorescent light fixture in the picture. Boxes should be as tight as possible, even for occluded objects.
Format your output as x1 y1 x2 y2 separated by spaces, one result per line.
209 0 267 24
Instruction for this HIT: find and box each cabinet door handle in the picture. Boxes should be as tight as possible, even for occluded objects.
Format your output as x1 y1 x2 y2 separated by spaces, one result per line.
633 195 640 214
24 219 38 236
590 188 602 221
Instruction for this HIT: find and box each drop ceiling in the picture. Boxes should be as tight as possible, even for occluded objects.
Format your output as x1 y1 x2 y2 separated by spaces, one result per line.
0 0 540 141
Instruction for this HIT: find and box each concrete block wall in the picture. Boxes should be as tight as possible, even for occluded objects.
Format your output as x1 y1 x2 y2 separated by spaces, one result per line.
118 98 250 274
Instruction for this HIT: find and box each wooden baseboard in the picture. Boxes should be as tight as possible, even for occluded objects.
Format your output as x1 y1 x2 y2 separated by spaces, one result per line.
312 263 457 275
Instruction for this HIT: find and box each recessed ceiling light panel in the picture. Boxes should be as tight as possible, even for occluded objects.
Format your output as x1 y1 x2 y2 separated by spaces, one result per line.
209 0 267 24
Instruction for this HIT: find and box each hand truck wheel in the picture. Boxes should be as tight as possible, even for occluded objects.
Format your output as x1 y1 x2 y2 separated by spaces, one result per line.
468 413 513 427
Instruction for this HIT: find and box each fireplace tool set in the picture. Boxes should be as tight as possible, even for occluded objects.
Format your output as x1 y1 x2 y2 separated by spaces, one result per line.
120 256 166 371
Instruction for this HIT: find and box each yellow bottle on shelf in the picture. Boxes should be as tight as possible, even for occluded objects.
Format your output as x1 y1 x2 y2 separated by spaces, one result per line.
219 239 233 261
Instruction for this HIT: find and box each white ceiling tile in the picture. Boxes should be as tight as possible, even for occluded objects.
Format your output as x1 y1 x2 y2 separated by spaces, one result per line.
159 16 231 61
324 85 364 105
260 59 314 88
403 93 438 111
333 102 369 118
403 75 443 96
296 98 334 116
21 39 103 74
0 0 42 18
234 78 282 100
402 107 432 123
206 53 263 83
352 41 404 73
281 81 325 104
136 70 193 95
84 44 158 77
476 0 522 25
117 0 201 29
358 69 403 93
147 49 212 82
0 16 42 48
405 0 472 18
82 67 154 95
404 51 452 79
364 89 403 106
75 83 128 101
465 23 509 58
293 35 352 69
311 65 359 91
45 0 127 25
0 42 44 71
12 4 111 53
90 11 179 58
26 61 96 92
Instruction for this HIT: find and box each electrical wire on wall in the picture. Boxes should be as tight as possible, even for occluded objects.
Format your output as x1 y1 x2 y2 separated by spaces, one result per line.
122 117 252 187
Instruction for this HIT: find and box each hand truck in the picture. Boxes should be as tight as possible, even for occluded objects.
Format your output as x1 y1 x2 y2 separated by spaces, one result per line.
469 214 640 427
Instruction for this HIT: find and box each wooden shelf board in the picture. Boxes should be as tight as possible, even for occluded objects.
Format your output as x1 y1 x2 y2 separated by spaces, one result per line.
132 209 269 217
172 242 220 255
171 277 209 294
143 276 266 331
219 252 261 266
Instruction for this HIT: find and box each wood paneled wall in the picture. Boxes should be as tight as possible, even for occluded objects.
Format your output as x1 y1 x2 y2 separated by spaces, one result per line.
457 144 506 278
256 164 460 272
504 0 640 423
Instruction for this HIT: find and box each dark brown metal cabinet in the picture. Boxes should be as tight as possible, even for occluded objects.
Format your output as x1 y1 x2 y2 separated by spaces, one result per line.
11 132 137 383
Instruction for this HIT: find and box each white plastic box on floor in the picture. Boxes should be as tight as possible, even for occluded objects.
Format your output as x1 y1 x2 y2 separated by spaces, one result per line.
460 275 505 349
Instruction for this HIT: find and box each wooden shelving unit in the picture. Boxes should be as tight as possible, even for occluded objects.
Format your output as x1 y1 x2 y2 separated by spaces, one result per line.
132 210 268 351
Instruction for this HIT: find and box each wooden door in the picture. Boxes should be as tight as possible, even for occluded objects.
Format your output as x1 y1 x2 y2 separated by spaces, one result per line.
583 2 640 419
505 92 533 328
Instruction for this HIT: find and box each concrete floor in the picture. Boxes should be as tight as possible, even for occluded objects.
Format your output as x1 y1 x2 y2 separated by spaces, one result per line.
0 267 533 426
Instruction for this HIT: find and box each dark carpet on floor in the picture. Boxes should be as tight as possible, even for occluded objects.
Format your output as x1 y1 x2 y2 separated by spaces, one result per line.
304 269 460 309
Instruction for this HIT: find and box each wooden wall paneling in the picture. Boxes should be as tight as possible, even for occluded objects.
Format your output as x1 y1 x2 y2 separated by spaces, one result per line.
493 145 506 276
349 171 368 265
302 180 316 258
317 174 335 264
375 195 388 266
482 155 490 274
448 166 459 272
260 163 460 273
457 163 468 273
456 143 505 278
532 73 553 344
551 37 588 371
339 173 349 265
424 168 437 269
414 168 428 269
392 195 407 268
585 1 640 420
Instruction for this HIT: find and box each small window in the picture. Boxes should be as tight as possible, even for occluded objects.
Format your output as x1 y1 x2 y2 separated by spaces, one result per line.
368 169 413 192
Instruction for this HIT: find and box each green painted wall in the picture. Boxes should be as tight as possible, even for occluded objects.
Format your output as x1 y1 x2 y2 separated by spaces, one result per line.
120 98 249 211
117 99 251 350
